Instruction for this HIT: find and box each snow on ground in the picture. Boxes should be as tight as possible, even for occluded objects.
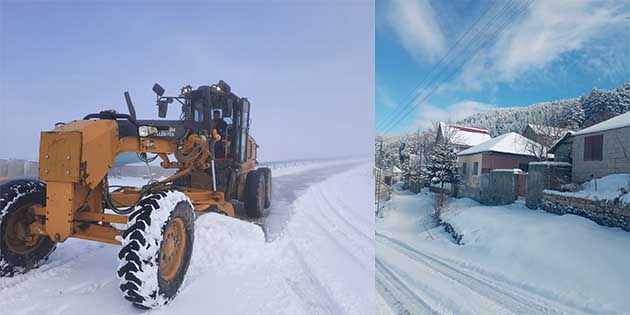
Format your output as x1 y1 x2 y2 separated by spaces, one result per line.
546 173 630 205
377 188 630 315
1 159 374 315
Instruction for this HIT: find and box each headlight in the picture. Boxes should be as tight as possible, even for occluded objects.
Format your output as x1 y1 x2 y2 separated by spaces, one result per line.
181 85 193 95
138 126 158 137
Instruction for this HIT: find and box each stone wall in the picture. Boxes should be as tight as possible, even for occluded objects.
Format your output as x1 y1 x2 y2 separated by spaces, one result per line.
526 162 572 209
438 219 464 245
572 126 630 183
542 192 630 232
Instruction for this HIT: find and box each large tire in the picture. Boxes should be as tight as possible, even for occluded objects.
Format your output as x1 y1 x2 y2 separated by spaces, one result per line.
258 168 272 209
244 170 265 218
0 179 56 277
117 190 195 309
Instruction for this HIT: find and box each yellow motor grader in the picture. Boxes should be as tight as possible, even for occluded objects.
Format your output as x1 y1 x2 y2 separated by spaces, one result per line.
0 81 272 309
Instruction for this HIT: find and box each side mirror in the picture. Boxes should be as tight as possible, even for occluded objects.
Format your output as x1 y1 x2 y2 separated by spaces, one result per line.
158 100 168 118
152 83 165 97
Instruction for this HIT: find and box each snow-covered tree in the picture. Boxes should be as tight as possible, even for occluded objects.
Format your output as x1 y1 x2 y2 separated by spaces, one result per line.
563 100 585 129
421 142 460 189
455 81 630 134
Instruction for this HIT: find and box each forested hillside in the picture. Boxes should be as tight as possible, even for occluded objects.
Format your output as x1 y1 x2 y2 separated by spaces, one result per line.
377 82 630 176
458 82 630 136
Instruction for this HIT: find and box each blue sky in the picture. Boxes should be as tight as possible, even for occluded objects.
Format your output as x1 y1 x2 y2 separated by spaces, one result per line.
0 0 374 161
376 0 630 135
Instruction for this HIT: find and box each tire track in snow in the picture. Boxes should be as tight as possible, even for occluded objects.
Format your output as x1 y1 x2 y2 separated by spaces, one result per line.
282 241 347 315
377 233 591 315
319 187 374 245
297 186 370 274
375 257 440 315
313 185 373 264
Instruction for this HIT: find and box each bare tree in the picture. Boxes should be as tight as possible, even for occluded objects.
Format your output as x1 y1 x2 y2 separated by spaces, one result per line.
522 116 570 160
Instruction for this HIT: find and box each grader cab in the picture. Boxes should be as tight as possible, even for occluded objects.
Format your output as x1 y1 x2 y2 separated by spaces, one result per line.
0 81 272 309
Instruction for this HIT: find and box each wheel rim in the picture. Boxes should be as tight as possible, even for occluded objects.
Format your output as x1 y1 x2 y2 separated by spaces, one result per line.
159 218 187 282
4 203 42 255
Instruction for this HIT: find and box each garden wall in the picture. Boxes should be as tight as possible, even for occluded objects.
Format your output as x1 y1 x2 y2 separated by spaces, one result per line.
542 192 630 232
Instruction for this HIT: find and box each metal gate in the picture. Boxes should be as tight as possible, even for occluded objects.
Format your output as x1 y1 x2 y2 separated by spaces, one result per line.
517 173 527 197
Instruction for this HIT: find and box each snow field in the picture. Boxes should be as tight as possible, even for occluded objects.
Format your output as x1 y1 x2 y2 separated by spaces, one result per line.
0 159 374 315
546 173 630 204
377 188 630 315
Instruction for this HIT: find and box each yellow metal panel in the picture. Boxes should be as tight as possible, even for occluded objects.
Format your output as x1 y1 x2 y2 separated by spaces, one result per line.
39 131 82 182
41 120 118 188
74 212 128 225
78 120 118 188
73 223 123 245
45 182 81 242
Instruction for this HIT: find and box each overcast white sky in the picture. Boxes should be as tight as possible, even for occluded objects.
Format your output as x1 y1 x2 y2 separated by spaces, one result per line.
0 1 374 162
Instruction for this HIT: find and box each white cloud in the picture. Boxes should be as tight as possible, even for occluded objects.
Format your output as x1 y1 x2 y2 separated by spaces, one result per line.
377 85 398 108
387 0 446 61
410 100 497 131
449 0 627 91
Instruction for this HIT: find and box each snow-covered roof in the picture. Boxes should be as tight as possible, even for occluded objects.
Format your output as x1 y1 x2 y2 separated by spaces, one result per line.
458 132 540 157
573 111 630 136
439 122 491 147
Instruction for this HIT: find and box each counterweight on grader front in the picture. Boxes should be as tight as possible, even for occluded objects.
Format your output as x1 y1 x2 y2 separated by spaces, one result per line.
0 81 272 309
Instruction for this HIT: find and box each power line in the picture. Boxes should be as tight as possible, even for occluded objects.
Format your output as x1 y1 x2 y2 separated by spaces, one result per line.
378 0 517 134
383 0 534 134
381 0 535 135
377 0 513 130
376 0 508 131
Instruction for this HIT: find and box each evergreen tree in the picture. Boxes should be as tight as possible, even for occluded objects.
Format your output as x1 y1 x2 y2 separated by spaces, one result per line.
563 101 585 129
421 142 460 188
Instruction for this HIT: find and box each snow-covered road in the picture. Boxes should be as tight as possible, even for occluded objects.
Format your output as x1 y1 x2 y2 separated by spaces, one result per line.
377 187 630 315
377 234 581 315
1 159 374 315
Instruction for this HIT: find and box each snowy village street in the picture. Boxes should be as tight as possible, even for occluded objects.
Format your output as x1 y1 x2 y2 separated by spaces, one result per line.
0 159 374 315
376 186 630 315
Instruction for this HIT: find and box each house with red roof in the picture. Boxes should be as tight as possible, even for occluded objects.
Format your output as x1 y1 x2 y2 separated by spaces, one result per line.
435 122 492 152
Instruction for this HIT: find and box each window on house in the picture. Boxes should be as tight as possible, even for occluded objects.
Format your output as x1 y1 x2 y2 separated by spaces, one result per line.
583 135 603 161
461 162 467 176
472 162 479 175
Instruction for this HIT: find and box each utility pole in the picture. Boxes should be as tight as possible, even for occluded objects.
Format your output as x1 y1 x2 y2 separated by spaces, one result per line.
375 138 384 216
